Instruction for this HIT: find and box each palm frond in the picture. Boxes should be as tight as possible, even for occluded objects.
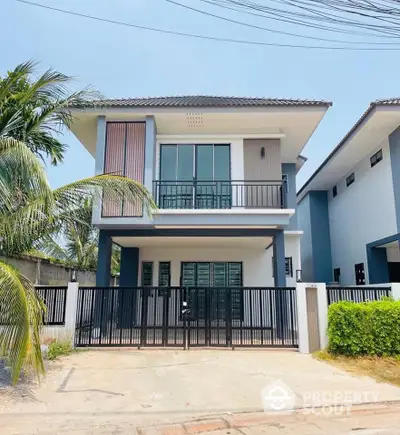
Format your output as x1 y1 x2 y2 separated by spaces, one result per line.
0 136 53 216
0 261 44 384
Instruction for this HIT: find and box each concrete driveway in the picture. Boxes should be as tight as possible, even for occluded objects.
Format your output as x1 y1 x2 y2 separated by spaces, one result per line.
2 350 400 434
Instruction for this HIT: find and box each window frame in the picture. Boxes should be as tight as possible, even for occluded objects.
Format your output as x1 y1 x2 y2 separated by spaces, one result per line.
370 149 383 168
141 261 154 286
346 172 355 187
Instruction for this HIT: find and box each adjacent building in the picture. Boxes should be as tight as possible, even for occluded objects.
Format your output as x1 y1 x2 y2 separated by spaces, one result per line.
71 96 330 289
297 99 400 285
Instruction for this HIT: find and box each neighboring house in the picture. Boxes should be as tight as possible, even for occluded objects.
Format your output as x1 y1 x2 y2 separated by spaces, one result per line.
297 99 400 285
71 96 330 289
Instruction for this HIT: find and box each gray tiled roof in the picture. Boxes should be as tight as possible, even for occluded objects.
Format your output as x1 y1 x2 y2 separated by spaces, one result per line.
86 95 331 108
373 98 400 105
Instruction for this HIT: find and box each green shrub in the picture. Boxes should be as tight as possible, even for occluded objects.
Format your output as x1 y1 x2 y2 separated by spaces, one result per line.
328 299 400 356
47 340 74 360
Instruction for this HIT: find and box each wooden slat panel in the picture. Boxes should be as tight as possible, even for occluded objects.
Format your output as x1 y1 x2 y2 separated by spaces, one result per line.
123 122 146 217
102 123 125 216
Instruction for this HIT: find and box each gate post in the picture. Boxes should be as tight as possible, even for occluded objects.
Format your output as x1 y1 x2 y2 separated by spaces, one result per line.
65 281 79 346
296 282 328 354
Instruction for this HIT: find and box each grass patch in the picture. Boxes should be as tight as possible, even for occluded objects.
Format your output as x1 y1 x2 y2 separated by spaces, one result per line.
46 340 74 361
314 350 400 387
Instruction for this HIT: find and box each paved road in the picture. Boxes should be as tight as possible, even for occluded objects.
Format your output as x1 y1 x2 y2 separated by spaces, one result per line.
1 350 400 434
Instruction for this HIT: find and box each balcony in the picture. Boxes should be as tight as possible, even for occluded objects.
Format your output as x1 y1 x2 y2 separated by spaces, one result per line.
153 180 287 209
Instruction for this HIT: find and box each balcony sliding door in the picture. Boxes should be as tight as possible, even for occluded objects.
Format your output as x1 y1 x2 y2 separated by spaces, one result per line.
159 144 230 209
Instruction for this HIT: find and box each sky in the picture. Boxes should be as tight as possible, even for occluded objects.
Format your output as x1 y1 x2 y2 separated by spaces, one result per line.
2 0 400 190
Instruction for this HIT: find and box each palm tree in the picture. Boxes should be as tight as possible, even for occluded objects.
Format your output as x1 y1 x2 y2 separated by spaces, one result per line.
0 62 155 383
0 60 96 165
36 199 121 274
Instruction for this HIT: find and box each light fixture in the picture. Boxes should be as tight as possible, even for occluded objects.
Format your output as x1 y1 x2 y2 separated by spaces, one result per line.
296 269 302 283
70 269 77 283
260 146 265 159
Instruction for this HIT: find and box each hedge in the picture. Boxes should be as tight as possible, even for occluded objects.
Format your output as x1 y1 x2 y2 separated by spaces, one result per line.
327 299 400 356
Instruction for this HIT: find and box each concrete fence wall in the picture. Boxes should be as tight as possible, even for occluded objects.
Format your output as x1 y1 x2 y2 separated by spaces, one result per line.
40 282 400 349
1 255 118 286
41 282 79 343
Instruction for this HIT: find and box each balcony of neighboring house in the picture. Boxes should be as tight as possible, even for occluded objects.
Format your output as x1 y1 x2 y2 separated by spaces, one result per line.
152 179 287 210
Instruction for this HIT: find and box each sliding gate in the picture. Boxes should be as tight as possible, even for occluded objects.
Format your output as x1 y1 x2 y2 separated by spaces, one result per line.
74 287 298 348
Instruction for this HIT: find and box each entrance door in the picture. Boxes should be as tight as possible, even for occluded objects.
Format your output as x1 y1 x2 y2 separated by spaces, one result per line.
389 263 400 282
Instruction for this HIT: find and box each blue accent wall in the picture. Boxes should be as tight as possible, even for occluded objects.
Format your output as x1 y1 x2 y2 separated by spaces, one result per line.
297 191 333 282
119 247 139 287
96 230 112 286
309 191 333 283
282 163 297 230
389 125 400 232
298 194 313 281
273 230 286 286
366 246 389 284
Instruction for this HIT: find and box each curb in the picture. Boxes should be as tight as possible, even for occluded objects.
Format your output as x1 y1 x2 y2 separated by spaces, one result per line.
136 401 400 434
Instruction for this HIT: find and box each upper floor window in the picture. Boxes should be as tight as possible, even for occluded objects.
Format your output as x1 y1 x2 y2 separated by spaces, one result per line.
332 185 337 198
370 149 383 168
346 172 355 187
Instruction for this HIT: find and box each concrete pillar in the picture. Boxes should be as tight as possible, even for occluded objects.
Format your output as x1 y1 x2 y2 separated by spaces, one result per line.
118 247 139 327
65 281 79 346
391 283 400 300
119 247 139 287
296 282 328 354
366 245 389 284
96 230 112 286
144 116 156 193
273 230 286 287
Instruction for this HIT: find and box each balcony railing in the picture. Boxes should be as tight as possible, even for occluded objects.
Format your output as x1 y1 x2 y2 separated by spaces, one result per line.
153 180 287 209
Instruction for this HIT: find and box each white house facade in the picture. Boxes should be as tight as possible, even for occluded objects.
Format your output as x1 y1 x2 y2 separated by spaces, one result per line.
71 96 330 289
297 99 400 285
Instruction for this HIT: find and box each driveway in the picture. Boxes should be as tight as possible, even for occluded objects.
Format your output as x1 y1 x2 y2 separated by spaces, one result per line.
2 350 400 434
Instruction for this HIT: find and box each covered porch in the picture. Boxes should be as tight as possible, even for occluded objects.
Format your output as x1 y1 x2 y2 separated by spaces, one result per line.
96 228 290 288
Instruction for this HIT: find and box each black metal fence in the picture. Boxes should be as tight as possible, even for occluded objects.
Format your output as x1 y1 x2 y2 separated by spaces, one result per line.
153 180 287 210
35 286 67 325
327 286 391 305
74 286 298 348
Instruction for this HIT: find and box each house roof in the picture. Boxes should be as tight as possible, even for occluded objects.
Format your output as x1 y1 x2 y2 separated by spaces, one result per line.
80 95 331 109
297 98 400 200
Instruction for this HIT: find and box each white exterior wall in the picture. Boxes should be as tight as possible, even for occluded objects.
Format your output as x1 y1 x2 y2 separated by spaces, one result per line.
387 247 400 262
138 234 300 287
328 138 397 284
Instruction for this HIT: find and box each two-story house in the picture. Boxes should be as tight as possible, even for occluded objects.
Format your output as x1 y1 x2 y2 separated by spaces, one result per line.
71 96 330 291
297 99 400 286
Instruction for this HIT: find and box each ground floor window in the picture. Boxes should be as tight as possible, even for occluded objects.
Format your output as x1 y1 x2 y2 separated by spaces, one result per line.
180 262 243 320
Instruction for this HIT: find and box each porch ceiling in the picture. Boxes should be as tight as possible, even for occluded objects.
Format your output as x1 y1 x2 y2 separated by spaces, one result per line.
112 236 272 249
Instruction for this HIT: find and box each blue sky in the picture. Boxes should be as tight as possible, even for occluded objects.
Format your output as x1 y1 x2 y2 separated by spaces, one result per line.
2 0 399 189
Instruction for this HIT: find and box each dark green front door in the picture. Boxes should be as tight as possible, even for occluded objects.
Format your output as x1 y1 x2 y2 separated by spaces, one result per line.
180 262 243 320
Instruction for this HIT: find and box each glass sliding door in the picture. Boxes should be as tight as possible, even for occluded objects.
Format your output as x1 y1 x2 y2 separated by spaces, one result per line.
159 144 230 209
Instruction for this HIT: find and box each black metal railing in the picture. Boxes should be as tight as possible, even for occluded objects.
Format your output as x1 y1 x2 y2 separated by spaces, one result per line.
153 180 287 210
36 286 67 325
74 286 298 348
327 286 391 305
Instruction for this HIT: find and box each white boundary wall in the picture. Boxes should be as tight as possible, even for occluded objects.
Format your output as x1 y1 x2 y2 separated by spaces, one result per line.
41 282 79 344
